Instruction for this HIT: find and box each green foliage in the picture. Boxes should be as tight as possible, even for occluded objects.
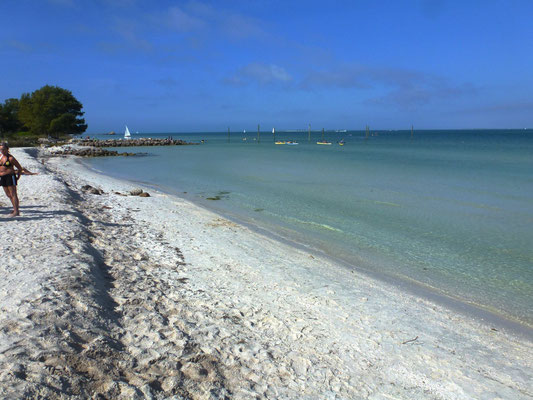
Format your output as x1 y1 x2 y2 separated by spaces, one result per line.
0 98 24 134
17 85 87 138
2 133 41 147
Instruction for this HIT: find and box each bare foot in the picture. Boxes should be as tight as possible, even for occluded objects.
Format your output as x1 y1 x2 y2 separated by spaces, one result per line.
8 211 20 218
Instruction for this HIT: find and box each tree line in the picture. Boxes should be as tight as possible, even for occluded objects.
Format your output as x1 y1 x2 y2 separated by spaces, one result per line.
0 85 87 144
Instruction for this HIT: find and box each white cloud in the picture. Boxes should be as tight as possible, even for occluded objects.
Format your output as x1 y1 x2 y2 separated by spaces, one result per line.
226 63 292 86
165 6 206 32
1 40 32 52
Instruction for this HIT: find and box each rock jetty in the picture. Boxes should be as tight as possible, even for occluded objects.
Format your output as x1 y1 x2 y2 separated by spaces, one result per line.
47 146 135 157
73 138 194 147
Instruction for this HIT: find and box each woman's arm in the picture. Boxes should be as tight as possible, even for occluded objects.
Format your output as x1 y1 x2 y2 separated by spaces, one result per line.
21 167 38 175
10 156 25 179
9 155 38 177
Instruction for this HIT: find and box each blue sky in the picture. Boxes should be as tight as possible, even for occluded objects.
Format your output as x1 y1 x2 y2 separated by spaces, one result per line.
1 0 533 132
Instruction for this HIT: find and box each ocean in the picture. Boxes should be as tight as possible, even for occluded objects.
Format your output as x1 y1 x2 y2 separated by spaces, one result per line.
83 129 533 328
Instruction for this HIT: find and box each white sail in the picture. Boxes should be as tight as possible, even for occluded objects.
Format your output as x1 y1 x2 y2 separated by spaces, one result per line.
272 128 275 134
243 129 246 134
124 125 131 139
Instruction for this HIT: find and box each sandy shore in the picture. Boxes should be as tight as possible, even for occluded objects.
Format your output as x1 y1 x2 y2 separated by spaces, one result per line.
1 148 532 399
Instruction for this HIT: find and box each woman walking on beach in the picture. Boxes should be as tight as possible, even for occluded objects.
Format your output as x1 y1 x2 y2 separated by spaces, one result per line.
0 143 35 217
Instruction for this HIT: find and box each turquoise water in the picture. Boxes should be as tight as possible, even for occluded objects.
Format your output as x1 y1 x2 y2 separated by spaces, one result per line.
84 130 533 327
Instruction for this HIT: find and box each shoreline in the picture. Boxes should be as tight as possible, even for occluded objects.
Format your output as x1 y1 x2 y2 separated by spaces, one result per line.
1 148 532 398
78 155 533 340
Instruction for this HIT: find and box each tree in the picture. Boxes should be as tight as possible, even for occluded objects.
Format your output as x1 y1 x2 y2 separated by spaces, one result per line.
0 98 23 135
18 85 87 137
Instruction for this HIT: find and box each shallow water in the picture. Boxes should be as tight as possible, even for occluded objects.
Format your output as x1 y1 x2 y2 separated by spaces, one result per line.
84 129 533 326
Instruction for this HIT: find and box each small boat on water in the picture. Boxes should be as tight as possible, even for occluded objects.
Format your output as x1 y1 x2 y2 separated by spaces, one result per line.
317 128 331 145
287 141 299 145
124 125 131 139
275 141 286 145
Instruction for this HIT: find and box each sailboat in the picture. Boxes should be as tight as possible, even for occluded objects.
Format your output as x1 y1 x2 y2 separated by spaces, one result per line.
124 125 131 139
274 127 285 145
317 128 331 145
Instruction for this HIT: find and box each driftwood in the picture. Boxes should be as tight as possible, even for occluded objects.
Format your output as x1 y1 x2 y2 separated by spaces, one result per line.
402 336 419 345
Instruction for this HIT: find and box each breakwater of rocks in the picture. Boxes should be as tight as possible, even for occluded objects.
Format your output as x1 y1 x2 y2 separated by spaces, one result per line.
47 146 136 157
73 138 195 147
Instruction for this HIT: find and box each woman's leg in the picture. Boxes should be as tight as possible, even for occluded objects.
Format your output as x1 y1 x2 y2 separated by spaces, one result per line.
5 185 19 216
2 186 11 213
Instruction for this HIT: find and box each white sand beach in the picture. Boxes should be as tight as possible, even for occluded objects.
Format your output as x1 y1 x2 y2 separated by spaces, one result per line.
1 148 532 399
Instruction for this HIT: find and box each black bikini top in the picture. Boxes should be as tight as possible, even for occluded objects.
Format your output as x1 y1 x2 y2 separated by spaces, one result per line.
0 155 12 167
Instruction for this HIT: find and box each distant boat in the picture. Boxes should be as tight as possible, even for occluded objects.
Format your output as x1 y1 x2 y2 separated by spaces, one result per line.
272 128 275 134
287 141 299 145
275 141 286 145
317 128 331 145
124 125 131 139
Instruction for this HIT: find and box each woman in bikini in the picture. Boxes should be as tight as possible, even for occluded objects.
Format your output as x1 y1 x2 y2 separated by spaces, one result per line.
0 143 36 217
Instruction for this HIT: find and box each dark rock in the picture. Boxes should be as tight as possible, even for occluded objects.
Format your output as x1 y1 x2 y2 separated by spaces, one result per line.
139 192 151 197
81 185 103 195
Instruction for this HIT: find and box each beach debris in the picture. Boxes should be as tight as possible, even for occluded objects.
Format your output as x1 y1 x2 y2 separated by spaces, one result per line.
81 184 104 195
206 191 230 201
402 336 419 345
129 188 144 196
128 188 150 197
